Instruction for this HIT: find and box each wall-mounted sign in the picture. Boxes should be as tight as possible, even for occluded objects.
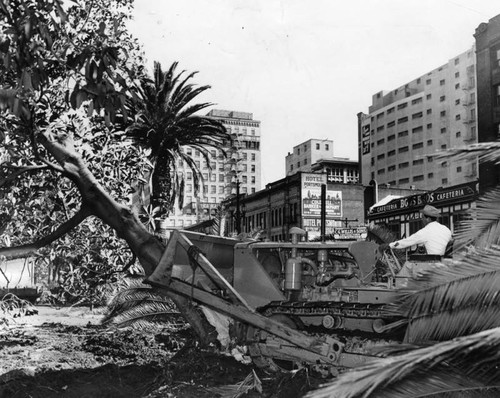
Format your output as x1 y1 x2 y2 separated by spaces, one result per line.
332 227 367 240
362 124 371 155
369 181 478 216
301 173 342 218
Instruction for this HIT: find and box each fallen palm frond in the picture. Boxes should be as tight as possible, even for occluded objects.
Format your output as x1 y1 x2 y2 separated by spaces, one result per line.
102 283 183 330
207 369 262 398
452 186 500 250
306 326 500 398
390 247 500 343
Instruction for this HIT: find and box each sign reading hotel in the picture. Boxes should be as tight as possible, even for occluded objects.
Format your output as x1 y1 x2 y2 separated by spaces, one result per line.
301 173 342 219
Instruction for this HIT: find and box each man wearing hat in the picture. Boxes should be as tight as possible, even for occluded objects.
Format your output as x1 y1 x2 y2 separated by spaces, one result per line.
382 204 452 256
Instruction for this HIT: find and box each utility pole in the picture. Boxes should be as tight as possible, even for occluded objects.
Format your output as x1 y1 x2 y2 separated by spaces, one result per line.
235 179 241 234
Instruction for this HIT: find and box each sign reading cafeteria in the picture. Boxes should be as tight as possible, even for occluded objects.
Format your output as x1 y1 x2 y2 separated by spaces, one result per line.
301 173 342 218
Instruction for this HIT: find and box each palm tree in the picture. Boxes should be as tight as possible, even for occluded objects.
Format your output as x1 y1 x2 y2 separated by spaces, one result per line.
127 61 230 216
307 143 500 398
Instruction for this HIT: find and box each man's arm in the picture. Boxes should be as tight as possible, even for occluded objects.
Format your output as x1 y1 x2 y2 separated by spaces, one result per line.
389 227 427 250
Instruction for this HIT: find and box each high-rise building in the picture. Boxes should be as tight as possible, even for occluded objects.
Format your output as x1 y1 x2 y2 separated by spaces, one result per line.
475 15 500 192
357 46 478 190
285 139 334 176
164 109 261 228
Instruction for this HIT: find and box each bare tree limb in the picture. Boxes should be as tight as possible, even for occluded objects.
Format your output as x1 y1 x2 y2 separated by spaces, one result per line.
0 206 91 259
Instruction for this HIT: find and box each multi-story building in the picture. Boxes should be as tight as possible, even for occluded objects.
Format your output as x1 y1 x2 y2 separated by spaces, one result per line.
310 157 359 184
358 46 478 190
163 109 261 228
285 139 334 176
475 15 500 191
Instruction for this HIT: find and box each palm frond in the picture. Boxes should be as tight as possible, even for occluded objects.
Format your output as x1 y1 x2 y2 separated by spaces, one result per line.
103 284 182 329
453 186 500 249
391 247 500 343
306 327 500 398
208 370 262 398
434 142 500 165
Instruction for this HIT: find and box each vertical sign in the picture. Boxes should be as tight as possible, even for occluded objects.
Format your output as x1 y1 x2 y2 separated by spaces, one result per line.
362 124 371 155
301 173 342 238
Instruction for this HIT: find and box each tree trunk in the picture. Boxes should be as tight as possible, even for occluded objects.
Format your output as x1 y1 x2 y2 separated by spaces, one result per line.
35 132 216 345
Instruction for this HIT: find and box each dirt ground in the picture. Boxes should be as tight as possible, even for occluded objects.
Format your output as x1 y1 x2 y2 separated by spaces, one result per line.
0 306 318 398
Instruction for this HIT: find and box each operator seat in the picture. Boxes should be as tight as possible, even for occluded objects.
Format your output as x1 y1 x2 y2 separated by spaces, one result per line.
348 241 380 281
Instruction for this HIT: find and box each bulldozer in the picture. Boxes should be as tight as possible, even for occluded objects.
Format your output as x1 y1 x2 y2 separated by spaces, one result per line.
146 227 414 375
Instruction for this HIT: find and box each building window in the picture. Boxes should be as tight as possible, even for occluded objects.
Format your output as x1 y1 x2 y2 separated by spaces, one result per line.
441 127 447 134
387 107 395 114
413 175 424 182
316 143 320 150
377 139 385 145
387 121 396 127
440 79 445 86
440 95 445 102
426 94 432 100
412 112 423 119
454 58 459 65
426 109 432 115
455 83 460 90
413 159 424 165
495 85 500 106
412 126 423 134
398 130 408 138
290 164 293 171
457 166 462 172
456 131 461 138
377 153 385 160
399 146 409 153
442 178 448 184
427 139 433 145
325 144 329 151
397 102 408 110
399 178 410 184
388 150 396 157
427 123 433 129
251 176 255 184
388 165 396 171
251 165 255 172
411 97 423 105
297 161 300 167
440 110 446 117
417 78 421 84
428 172 434 178
426 79 431 85
377 169 385 175
388 134 395 141
398 116 408 124
399 162 409 169
412 142 423 149
455 99 460 105
471 108 476 121
377 126 385 132
297 148 300 155
455 114 461 121
441 144 447 150
376 112 384 119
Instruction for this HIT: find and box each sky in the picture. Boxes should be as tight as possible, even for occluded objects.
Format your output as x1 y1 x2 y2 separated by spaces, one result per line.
128 0 500 186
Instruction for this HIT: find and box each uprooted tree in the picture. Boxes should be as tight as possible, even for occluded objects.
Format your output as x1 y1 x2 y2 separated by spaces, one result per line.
0 0 228 343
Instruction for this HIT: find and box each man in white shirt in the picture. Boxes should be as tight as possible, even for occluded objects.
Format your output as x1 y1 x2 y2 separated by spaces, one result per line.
381 205 452 256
